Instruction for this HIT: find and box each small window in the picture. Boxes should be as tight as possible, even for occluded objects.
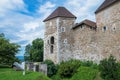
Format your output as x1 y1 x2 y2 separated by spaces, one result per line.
50 45 53 53
112 23 116 31
61 27 65 32
112 27 116 31
50 36 54 44
63 39 67 44
80 25 84 29
103 26 106 31
113 27 115 30
80 25 83 28
90 26 93 29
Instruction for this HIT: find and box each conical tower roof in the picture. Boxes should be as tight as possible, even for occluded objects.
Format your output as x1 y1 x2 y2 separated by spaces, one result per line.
43 7 76 22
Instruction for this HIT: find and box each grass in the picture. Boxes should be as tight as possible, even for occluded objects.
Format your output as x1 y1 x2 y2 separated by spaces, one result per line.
0 64 103 80
0 68 51 80
94 72 103 80
52 66 103 80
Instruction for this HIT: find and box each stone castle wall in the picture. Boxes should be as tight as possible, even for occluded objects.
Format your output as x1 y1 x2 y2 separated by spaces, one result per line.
58 17 75 62
95 2 120 61
44 2 120 64
71 25 102 63
71 2 120 63
96 2 120 30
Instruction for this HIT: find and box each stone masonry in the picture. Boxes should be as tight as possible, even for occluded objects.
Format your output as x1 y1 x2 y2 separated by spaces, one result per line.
43 0 120 64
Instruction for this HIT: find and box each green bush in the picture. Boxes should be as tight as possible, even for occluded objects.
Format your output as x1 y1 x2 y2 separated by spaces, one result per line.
71 66 98 80
43 60 57 77
0 64 10 68
58 59 81 78
80 61 98 69
51 75 61 80
99 55 119 80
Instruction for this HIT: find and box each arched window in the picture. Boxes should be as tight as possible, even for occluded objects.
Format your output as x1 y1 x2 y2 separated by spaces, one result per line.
50 45 53 53
50 36 54 44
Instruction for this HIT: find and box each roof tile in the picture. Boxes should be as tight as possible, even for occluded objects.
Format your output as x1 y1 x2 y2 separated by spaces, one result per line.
72 19 96 29
43 7 76 22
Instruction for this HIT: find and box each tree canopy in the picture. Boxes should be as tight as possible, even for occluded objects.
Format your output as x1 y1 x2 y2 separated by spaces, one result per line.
24 38 44 62
0 33 20 66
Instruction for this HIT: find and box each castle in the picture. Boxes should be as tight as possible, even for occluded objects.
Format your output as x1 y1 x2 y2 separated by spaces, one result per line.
43 0 120 64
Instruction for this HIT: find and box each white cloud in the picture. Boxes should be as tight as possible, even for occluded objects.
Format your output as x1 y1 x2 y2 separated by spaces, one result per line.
64 0 104 22
38 1 56 20
0 0 44 47
0 0 105 56
0 0 26 16
23 21 40 32
19 20 44 46
14 29 44 47
39 1 55 13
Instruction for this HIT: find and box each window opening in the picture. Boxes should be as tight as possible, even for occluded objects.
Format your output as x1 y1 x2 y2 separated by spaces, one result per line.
103 26 106 31
50 45 53 53
50 36 54 44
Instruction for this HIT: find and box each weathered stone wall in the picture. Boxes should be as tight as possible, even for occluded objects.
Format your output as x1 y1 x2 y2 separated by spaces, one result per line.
95 2 120 61
44 17 76 63
71 2 120 62
59 17 76 62
44 18 59 64
44 2 120 64
96 2 120 30
71 25 103 63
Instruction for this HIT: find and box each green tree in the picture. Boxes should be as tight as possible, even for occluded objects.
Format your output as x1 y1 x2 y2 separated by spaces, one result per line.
24 44 31 61
0 33 4 38
0 33 20 66
99 55 119 80
24 38 43 62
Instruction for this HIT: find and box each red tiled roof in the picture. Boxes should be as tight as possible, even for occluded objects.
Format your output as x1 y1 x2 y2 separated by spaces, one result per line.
95 0 119 13
43 7 76 22
72 19 96 29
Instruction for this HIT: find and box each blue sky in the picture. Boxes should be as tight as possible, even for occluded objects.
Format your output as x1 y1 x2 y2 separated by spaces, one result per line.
0 0 104 56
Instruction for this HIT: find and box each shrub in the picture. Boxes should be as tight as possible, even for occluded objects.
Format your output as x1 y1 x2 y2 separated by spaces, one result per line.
42 60 57 77
58 59 81 78
80 61 98 69
0 64 10 68
71 66 98 80
51 75 61 80
99 55 119 80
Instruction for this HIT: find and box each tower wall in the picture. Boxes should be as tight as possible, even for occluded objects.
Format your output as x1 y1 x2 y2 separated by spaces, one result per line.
44 18 59 64
58 17 76 62
96 2 120 30
95 2 120 60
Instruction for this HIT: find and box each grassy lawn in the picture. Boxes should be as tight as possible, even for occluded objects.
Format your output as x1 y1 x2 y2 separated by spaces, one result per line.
52 66 103 80
0 68 50 80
